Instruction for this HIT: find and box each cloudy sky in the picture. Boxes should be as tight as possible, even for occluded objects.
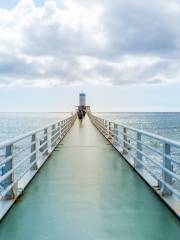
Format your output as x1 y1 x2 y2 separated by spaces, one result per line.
0 0 180 111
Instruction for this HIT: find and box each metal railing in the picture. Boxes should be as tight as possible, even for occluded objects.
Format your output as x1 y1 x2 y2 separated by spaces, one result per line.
88 112 180 199
0 114 77 200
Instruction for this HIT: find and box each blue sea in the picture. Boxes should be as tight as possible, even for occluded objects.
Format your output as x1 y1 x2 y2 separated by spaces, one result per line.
0 112 180 142
0 112 70 142
97 112 180 142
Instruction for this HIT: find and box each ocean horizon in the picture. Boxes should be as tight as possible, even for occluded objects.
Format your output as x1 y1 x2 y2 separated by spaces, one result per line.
0 112 180 142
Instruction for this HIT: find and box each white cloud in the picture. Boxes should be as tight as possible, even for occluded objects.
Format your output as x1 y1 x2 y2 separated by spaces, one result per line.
0 0 180 87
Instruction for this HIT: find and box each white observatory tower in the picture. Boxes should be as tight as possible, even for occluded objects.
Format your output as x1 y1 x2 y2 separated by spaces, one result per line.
79 93 86 106
76 93 90 112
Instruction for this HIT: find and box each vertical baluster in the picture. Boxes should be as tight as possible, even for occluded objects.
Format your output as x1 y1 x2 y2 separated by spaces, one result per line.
30 134 37 170
162 143 173 196
105 120 108 136
1 144 15 199
67 119 71 131
135 132 142 168
61 120 64 138
108 122 113 140
47 127 51 154
61 121 64 139
66 119 68 132
101 119 103 133
113 123 119 149
68 119 70 131
57 122 61 142
51 124 56 149
104 120 106 135
64 120 67 134
67 119 69 131
44 128 48 155
36 134 40 168
122 127 127 154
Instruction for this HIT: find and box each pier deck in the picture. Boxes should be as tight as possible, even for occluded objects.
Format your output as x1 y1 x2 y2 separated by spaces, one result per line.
0 117 179 239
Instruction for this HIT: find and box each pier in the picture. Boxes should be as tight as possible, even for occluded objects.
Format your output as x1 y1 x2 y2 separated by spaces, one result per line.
0 114 179 239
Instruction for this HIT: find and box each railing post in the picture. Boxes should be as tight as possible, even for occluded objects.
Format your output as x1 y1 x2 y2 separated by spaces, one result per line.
162 143 173 196
61 120 64 138
108 122 113 140
65 120 68 133
122 127 128 154
47 127 51 154
30 133 37 170
102 119 105 134
104 120 108 136
51 124 56 149
43 128 48 155
113 123 119 149
1 144 15 199
135 132 142 169
102 119 104 133
63 120 67 134
67 119 70 131
57 122 61 142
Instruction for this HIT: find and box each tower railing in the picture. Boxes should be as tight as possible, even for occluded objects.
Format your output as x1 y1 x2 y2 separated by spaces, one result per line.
0 114 77 202
88 112 180 204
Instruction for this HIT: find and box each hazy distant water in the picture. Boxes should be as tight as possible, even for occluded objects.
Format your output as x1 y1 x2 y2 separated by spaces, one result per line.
96 112 180 142
0 112 70 142
0 112 180 142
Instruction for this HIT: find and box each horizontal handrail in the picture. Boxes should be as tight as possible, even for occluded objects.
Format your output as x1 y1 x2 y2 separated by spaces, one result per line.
121 144 180 199
88 112 180 199
92 115 180 148
0 113 77 200
120 138 180 182
0 116 74 148
120 132 180 166
94 117 180 165
93 117 180 166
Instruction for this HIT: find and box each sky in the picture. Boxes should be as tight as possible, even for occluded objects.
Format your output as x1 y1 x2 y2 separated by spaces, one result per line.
0 0 180 112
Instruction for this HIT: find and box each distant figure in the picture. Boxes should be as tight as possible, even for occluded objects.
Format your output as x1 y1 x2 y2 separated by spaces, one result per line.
77 110 83 120
82 110 86 117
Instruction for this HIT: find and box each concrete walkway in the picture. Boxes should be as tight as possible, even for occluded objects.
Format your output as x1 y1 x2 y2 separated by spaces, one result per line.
0 117 179 240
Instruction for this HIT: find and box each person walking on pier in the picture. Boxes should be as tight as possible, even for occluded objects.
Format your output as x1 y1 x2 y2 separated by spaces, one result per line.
77 110 83 120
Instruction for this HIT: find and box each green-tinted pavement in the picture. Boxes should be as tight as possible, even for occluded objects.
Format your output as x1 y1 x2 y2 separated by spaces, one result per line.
0 117 179 240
